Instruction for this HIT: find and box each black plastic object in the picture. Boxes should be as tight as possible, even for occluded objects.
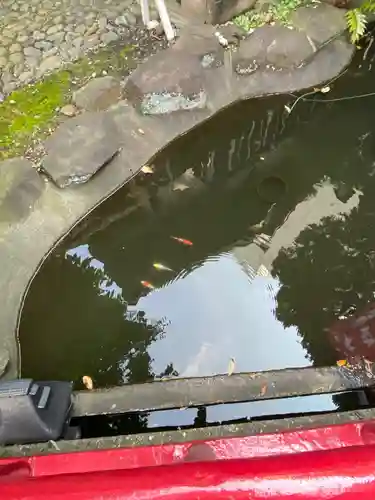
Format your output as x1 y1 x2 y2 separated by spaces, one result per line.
0 379 72 445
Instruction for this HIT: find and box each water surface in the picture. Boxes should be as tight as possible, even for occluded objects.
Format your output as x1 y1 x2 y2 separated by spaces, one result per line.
19 47 375 421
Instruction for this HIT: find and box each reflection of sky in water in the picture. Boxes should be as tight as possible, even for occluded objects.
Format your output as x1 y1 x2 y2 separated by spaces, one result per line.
67 244 337 419
66 244 123 300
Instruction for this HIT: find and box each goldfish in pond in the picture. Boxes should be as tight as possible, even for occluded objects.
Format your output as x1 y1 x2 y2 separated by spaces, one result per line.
171 236 193 246
141 280 155 290
153 263 174 272
82 375 94 390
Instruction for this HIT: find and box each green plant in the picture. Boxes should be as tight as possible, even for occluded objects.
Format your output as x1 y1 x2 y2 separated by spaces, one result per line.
233 0 310 31
346 0 375 43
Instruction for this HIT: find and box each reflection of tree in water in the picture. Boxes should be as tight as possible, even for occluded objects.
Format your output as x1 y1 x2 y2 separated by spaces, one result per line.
272 175 375 366
19 248 178 388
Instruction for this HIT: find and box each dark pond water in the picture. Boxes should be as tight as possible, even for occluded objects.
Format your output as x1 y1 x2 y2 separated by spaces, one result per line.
18 46 375 423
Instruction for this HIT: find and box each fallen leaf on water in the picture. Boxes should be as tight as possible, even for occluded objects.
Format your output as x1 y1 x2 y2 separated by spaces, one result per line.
260 384 267 396
227 357 236 376
153 262 174 272
171 236 193 246
320 86 330 94
141 164 154 174
336 359 348 367
82 375 94 390
141 280 155 290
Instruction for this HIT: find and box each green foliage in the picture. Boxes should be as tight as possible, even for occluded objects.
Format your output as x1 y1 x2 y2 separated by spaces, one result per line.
346 0 375 43
346 8 367 43
233 0 310 31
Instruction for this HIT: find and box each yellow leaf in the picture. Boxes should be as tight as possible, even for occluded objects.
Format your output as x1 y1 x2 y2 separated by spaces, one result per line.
82 375 94 390
320 86 330 94
141 164 154 174
336 359 348 367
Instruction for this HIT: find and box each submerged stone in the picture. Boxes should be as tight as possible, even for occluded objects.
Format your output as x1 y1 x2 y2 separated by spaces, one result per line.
42 112 120 188
233 25 315 74
124 49 208 115
0 158 44 222
73 76 122 112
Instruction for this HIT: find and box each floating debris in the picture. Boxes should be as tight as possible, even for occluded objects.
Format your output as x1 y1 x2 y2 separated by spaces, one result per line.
171 236 193 246
227 357 236 376
141 164 154 174
138 128 145 135
141 280 155 290
320 86 331 94
153 263 174 272
82 375 94 390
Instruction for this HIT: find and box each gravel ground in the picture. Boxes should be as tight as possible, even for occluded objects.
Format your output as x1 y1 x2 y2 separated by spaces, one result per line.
0 0 164 94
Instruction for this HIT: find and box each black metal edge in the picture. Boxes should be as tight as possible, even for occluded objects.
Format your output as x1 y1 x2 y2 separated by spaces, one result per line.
72 365 375 417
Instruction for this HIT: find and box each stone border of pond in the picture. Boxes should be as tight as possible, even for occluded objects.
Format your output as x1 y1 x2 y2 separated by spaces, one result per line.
0 2 354 380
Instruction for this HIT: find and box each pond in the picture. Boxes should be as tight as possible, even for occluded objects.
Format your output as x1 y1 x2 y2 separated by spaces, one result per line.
18 45 375 424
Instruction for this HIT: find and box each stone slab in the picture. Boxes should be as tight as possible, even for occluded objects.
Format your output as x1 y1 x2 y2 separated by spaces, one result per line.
0 158 45 222
124 50 208 115
73 76 122 112
291 4 347 47
42 112 121 188
233 25 316 74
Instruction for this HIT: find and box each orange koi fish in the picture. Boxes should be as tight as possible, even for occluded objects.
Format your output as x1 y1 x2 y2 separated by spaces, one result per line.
171 236 193 246
141 280 155 290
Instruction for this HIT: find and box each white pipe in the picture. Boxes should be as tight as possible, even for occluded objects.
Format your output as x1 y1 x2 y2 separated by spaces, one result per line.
139 0 151 26
154 0 175 41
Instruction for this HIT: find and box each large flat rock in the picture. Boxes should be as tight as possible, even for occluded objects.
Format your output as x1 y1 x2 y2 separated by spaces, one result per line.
0 158 45 222
42 112 121 188
291 4 347 47
233 25 316 74
73 76 122 112
124 50 208 115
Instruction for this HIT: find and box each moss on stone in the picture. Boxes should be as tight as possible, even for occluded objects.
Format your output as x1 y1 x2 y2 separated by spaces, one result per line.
0 44 136 162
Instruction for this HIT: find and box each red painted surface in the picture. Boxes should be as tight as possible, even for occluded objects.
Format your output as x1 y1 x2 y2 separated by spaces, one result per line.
2 420 375 498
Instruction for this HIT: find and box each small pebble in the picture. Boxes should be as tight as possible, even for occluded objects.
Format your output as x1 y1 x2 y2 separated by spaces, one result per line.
60 104 78 117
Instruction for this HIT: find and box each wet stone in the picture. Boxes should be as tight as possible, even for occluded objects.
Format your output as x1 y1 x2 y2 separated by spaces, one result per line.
42 112 121 188
233 25 315 74
73 76 122 111
0 158 45 222
125 49 208 115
